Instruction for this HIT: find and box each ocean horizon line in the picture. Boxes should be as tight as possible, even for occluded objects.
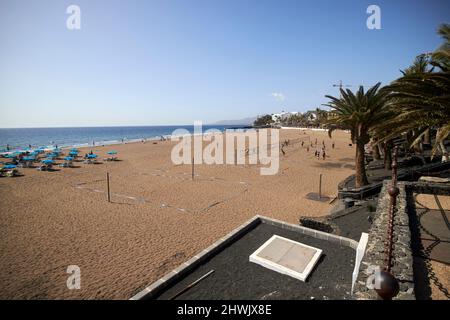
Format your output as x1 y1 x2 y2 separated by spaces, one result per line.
0 123 251 130
0 124 252 151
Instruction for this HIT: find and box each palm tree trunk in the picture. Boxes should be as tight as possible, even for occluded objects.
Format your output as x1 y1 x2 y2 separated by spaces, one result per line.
377 144 383 159
436 128 448 162
372 142 381 160
439 141 449 162
384 140 392 170
355 141 369 187
424 128 430 145
413 130 422 153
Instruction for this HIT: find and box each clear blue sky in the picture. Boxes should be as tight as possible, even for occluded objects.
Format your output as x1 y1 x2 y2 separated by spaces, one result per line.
0 0 448 127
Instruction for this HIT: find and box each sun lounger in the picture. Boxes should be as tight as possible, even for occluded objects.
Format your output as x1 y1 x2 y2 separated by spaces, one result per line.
59 161 74 168
103 156 118 161
37 163 53 171
84 154 99 164
19 160 34 168
6 168 19 177
1 166 20 177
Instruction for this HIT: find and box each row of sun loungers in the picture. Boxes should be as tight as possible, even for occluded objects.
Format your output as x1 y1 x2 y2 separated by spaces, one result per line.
1 148 120 177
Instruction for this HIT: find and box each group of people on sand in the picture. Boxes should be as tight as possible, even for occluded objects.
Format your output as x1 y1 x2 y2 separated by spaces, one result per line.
299 135 335 160
314 148 326 160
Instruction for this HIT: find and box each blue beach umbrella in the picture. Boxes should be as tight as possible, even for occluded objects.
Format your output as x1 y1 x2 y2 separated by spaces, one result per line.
22 156 35 161
3 164 17 169
64 157 74 161
69 151 78 156
42 159 54 164
87 154 98 159
107 150 118 155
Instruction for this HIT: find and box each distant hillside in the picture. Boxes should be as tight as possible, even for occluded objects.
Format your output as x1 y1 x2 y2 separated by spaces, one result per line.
213 117 256 126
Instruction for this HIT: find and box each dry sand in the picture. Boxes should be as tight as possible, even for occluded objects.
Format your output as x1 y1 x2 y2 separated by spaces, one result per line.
0 129 355 299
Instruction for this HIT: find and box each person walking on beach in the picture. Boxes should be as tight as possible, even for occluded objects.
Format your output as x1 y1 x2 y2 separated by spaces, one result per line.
322 148 326 160
6 144 10 151
89 150 93 155
332 141 335 149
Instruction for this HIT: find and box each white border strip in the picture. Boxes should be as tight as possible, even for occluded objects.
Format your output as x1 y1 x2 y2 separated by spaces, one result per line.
351 232 369 295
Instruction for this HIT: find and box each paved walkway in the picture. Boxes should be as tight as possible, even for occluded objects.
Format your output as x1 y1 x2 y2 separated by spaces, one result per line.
413 194 450 300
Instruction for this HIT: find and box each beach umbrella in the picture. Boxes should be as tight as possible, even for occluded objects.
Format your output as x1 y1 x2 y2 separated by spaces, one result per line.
64 157 74 161
3 164 17 169
107 150 118 155
87 154 98 159
42 159 54 164
70 148 78 152
22 156 35 161
69 151 78 156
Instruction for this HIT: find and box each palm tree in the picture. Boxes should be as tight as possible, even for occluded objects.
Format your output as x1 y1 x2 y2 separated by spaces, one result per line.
371 55 434 165
431 24 450 72
324 83 391 187
375 24 450 160
314 108 329 128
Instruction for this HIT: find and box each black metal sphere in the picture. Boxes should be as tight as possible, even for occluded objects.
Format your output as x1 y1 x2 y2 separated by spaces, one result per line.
374 270 400 300
387 186 400 197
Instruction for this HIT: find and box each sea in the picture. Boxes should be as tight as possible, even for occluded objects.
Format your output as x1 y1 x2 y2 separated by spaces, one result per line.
0 125 249 152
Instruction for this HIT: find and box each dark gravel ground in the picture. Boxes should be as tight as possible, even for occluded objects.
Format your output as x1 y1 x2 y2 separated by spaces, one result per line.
155 223 355 300
330 201 377 241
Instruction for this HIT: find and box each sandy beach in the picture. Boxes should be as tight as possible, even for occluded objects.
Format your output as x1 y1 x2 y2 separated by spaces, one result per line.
0 129 355 299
